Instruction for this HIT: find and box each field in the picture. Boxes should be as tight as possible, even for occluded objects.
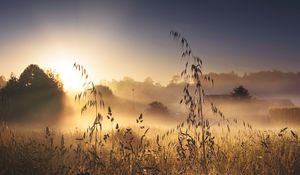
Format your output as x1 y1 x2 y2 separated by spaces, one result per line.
1 31 299 175
1 10 300 174
270 107 300 125
0 120 299 175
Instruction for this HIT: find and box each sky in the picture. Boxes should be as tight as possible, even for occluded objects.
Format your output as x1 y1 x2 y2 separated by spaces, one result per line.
0 0 299 86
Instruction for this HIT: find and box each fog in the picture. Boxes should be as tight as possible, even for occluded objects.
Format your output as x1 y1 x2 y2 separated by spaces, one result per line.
97 71 300 129
103 71 300 106
2 70 300 131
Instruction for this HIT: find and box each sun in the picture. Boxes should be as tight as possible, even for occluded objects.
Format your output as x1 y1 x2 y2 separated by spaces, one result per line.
41 50 92 92
55 64 82 92
49 55 83 92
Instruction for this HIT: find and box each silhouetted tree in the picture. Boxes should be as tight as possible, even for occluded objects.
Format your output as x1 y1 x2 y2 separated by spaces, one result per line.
19 65 58 89
0 64 64 121
146 101 169 116
2 73 18 94
231 85 251 99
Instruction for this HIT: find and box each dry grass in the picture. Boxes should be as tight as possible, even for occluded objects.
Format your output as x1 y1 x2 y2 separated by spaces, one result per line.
0 121 299 175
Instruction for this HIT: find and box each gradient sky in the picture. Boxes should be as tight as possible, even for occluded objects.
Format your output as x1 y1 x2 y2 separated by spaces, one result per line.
0 1 299 85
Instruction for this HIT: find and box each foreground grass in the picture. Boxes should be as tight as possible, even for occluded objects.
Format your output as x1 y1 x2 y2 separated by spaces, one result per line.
0 122 299 175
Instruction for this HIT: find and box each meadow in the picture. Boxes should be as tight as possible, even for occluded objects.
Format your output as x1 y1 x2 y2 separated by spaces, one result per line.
0 121 299 175
0 31 299 175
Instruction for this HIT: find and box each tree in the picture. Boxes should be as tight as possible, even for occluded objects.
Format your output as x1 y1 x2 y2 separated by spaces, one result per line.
231 85 251 99
2 73 18 94
19 64 62 91
146 101 169 116
0 64 64 121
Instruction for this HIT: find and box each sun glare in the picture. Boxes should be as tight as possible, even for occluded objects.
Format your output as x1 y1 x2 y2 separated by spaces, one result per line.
56 64 82 92
48 53 83 92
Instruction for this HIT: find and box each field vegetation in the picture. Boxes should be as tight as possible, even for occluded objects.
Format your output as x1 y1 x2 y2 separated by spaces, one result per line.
0 31 299 175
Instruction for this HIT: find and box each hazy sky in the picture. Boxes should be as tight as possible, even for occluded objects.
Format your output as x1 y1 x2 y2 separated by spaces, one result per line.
0 1 299 85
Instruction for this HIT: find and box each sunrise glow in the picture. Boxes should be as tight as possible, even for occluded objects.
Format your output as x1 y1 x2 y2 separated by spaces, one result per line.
48 52 82 92
0 1 299 174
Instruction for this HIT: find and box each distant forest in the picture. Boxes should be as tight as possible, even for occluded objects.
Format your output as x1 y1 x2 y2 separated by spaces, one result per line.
2 70 299 97
206 71 300 95
106 70 300 104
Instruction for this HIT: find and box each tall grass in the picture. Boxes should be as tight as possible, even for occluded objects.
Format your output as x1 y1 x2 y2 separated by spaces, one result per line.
0 122 299 174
